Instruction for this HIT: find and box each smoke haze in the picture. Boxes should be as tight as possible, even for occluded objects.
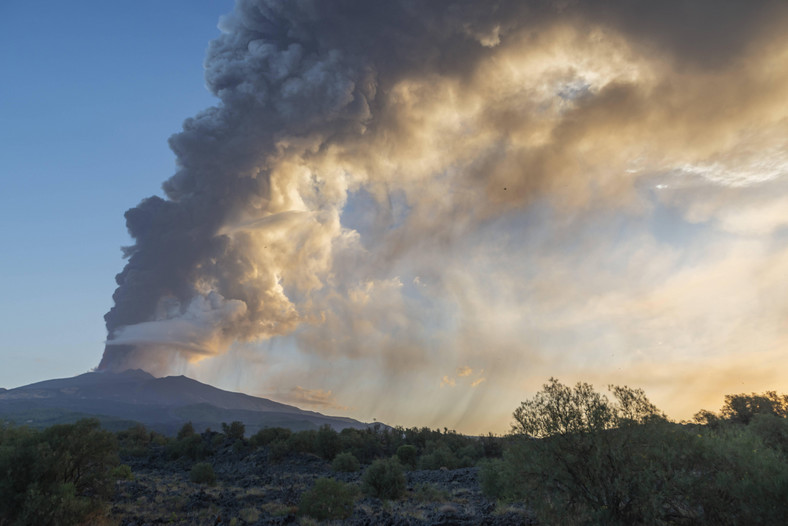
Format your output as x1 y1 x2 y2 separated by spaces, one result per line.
99 0 788 433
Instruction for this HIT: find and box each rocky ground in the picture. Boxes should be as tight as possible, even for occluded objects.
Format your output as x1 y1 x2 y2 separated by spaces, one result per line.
111 446 534 525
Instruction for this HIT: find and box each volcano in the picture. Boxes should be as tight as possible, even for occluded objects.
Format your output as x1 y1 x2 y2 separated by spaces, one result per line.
0 369 371 435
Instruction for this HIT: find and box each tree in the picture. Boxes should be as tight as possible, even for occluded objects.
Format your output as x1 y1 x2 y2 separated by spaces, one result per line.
511 377 665 438
0 419 119 525
41 419 118 501
299 478 356 520
315 425 341 460
190 462 216 485
250 426 291 448
395 444 418 468
511 378 614 438
497 378 682 525
177 422 196 440
362 457 406 500
222 421 245 441
332 452 361 472
721 391 788 425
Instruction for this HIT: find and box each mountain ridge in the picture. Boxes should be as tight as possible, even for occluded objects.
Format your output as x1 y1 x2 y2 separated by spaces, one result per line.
0 369 370 435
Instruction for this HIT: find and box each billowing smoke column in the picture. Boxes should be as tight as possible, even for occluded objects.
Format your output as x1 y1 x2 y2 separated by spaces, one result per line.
100 0 449 372
99 0 788 379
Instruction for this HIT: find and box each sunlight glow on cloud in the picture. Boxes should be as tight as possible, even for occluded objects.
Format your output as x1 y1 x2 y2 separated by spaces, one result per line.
277 385 348 411
101 0 788 434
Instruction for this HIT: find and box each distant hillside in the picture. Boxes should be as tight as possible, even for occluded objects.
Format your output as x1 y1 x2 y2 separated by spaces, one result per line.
0 369 371 435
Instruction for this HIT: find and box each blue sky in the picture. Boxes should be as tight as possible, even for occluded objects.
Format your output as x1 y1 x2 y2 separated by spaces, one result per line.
0 1 234 387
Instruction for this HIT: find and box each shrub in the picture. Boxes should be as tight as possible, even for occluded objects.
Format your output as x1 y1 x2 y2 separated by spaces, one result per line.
0 419 118 524
177 422 196 440
338 427 383 463
478 458 508 501
315 425 341 460
168 433 209 460
456 443 483 466
499 378 687 524
479 433 504 458
110 463 134 481
190 462 216 485
748 413 788 456
395 444 418 468
222 421 246 441
298 477 356 520
362 457 406 500
687 425 788 525
721 391 788 424
117 423 152 457
288 430 317 454
332 452 360 472
250 427 291 448
495 378 788 525
418 446 456 470
17 482 101 526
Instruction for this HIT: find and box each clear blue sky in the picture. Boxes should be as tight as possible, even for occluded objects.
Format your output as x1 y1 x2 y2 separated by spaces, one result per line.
0 1 234 387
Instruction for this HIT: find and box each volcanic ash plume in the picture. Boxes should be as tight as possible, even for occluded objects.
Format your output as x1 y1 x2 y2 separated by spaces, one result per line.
99 0 391 373
98 0 788 428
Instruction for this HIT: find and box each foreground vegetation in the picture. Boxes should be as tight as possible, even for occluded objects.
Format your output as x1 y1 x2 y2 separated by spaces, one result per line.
1 381 788 524
482 379 788 525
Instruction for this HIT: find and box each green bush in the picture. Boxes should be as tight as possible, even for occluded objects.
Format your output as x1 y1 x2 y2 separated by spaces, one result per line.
501 423 695 524
456 443 483 466
177 421 196 440
687 425 788 525
418 446 456 470
721 391 788 424
332 452 360 472
498 378 687 524
110 463 134 481
316 425 341 460
222 421 245 441
190 462 216 485
288 430 317 454
298 477 356 520
250 427 291 448
338 427 383 463
479 433 504 458
491 378 788 525
17 482 102 526
478 458 508 500
395 444 418 468
749 413 788 456
362 457 406 500
0 419 118 525
168 433 210 460
117 423 153 457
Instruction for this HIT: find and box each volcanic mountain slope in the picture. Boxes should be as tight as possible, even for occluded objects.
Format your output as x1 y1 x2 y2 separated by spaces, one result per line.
0 369 370 435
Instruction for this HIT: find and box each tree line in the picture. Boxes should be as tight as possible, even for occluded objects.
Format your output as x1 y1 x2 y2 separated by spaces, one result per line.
481 378 788 525
2 380 788 524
